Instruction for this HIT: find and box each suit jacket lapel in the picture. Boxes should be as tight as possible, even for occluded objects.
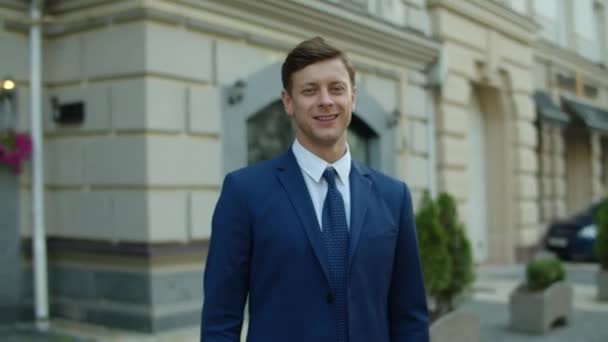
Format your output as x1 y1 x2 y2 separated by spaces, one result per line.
275 149 331 286
348 161 371 273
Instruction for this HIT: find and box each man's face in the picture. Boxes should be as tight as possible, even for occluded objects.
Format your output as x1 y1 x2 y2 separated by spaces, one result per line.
281 58 356 154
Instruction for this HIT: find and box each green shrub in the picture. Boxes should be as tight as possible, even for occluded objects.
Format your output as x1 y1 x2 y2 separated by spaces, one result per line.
415 191 451 297
594 199 608 270
436 192 475 313
526 258 565 292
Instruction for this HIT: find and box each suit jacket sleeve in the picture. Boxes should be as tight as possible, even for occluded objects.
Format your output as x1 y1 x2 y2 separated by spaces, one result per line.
201 173 251 342
388 183 430 342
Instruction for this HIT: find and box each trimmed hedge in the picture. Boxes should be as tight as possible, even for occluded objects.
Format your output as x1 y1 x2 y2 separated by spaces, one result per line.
436 193 475 312
415 191 474 318
595 199 608 270
526 258 565 292
415 191 451 296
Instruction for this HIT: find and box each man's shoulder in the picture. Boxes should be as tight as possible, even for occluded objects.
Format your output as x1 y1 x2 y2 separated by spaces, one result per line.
225 152 287 183
355 161 408 192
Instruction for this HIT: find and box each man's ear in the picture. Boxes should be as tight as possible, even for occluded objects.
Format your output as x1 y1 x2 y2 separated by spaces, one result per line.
281 89 294 117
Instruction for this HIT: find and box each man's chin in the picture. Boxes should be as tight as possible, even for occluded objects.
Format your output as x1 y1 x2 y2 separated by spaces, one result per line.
313 135 346 149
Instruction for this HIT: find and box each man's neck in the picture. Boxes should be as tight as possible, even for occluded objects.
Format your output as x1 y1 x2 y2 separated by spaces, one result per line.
296 138 347 164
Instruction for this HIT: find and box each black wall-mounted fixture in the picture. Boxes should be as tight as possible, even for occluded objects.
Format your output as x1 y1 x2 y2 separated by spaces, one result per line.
51 96 85 125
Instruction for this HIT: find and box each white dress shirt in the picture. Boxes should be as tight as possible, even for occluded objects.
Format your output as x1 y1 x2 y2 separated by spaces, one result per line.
292 139 351 230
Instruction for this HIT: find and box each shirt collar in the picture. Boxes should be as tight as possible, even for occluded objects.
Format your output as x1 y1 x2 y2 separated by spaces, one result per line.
292 138 351 185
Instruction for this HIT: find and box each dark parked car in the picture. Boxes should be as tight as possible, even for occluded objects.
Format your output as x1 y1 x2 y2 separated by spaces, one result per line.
544 200 605 261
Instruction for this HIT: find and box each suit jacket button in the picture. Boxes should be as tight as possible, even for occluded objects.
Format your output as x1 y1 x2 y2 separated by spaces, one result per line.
326 293 335 304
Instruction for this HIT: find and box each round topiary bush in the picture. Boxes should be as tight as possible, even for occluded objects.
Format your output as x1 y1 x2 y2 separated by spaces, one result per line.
594 199 608 271
526 258 565 292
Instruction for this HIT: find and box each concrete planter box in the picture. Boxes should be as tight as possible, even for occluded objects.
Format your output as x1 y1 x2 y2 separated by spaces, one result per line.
599 269 608 301
430 310 480 342
509 281 573 334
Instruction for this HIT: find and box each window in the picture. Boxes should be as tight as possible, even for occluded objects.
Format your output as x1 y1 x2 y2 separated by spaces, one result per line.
247 101 293 165
246 101 375 165
533 0 560 43
223 63 395 176
595 0 607 64
574 0 600 61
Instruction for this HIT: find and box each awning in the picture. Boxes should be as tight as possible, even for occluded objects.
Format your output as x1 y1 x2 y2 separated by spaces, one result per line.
532 91 570 124
561 96 608 134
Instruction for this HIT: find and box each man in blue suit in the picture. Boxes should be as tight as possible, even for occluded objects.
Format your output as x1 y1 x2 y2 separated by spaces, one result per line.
201 37 429 342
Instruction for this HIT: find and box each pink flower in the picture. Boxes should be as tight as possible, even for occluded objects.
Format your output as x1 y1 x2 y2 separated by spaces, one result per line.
0 131 33 174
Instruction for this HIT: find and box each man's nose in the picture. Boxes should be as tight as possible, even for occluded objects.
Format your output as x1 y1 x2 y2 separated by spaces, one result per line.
318 88 334 107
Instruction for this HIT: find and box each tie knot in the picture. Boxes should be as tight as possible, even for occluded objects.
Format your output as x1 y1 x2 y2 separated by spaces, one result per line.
323 167 337 188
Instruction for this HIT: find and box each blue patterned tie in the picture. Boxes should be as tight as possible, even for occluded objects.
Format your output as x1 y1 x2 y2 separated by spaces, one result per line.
322 167 349 342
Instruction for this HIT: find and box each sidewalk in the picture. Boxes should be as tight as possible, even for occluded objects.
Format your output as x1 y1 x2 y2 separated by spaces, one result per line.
0 321 200 342
466 262 608 342
3 263 607 341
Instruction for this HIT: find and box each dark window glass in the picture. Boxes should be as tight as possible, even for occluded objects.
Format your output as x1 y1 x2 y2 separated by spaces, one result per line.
247 101 375 165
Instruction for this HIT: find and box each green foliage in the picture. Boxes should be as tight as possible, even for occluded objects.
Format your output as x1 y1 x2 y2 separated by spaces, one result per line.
415 191 476 319
415 191 451 297
436 193 475 310
595 199 608 270
526 258 565 292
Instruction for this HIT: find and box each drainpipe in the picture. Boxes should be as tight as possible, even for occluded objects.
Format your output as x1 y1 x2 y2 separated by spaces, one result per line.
424 48 447 198
30 0 49 330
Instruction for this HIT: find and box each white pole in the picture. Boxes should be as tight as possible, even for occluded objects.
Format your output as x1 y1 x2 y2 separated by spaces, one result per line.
29 0 49 330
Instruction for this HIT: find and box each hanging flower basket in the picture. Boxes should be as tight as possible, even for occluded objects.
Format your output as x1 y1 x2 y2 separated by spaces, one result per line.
0 131 33 174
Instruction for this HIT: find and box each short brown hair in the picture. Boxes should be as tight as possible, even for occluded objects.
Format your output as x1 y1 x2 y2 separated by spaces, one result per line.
281 36 355 93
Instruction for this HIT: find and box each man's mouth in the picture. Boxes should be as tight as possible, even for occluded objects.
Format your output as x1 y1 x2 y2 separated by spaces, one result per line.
315 114 338 121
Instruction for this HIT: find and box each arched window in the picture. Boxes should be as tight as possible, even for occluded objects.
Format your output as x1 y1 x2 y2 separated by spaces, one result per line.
247 101 293 165
246 101 377 165
222 63 394 175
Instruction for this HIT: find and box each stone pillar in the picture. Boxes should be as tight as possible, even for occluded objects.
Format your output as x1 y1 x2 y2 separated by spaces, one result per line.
591 132 604 201
551 125 567 218
0 167 21 323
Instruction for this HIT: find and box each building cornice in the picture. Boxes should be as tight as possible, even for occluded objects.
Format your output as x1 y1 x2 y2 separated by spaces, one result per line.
534 39 608 87
428 0 540 44
24 0 440 72
212 0 441 70
0 0 28 31
0 0 27 11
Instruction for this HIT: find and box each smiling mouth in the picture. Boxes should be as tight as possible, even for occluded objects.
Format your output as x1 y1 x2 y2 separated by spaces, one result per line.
315 114 338 121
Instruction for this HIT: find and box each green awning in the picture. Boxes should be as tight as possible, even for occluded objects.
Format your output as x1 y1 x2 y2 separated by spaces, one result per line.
561 96 608 134
532 91 569 124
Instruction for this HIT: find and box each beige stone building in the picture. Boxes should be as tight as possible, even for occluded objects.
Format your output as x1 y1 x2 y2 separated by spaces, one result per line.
0 0 606 334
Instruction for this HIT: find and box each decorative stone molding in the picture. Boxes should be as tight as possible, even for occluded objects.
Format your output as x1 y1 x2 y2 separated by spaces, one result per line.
0 0 27 11
15 0 439 71
535 40 608 88
428 0 539 44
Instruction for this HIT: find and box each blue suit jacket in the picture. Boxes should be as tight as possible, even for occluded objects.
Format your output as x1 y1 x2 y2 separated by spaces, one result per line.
201 149 429 342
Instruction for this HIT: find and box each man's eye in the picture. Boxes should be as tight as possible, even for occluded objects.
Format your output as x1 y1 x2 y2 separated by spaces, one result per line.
302 89 315 95
331 87 345 93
